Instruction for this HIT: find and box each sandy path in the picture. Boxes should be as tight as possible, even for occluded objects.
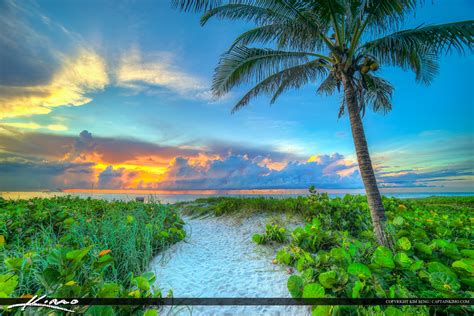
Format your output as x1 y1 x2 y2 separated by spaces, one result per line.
150 215 310 315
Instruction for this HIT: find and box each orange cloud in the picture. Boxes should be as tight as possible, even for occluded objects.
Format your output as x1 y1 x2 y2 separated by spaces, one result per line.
0 122 67 131
258 157 287 171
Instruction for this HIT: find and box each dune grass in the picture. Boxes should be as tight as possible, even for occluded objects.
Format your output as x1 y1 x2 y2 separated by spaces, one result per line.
0 196 185 314
179 193 473 315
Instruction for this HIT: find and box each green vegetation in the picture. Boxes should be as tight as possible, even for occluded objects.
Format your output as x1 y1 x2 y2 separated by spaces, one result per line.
180 196 311 218
252 223 288 245
1 193 472 314
175 0 474 247
181 192 473 315
0 197 186 315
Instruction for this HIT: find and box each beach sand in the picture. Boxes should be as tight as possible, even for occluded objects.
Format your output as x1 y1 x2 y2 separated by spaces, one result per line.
150 214 310 315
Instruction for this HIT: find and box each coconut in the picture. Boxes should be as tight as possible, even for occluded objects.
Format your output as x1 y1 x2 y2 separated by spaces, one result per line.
361 65 370 74
370 62 379 71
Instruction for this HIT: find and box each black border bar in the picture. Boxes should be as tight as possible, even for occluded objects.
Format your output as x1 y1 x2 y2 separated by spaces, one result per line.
2 298 473 306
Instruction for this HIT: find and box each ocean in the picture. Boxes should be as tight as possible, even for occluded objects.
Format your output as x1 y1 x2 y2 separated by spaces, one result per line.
1 190 472 204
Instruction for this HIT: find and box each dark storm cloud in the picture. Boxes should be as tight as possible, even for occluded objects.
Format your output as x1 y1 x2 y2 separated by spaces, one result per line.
0 0 58 86
151 154 363 190
0 129 200 163
0 159 95 190
97 166 125 189
0 129 472 191
378 168 473 188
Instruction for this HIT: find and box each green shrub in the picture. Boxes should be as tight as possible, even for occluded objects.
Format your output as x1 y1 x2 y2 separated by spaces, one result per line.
0 197 186 314
245 193 472 315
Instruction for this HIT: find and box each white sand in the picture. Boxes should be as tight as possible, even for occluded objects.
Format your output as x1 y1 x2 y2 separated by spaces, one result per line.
150 214 310 315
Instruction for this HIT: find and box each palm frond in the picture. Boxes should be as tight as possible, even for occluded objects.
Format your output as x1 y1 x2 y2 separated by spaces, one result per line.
213 46 317 97
364 21 474 55
172 0 221 12
358 74 394 115
200 2 295 26
362 21 473 83
228 20 326 51
361 0 419 34
232 60 328 113
317 71 339 96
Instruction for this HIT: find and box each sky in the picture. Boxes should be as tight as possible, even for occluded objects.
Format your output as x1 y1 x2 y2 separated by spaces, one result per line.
0 0 473 192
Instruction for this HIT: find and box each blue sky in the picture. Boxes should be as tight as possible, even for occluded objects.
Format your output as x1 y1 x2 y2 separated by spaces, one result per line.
0 0 472 192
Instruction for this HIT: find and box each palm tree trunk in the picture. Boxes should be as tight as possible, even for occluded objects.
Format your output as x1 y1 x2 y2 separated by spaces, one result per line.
341 73 391 247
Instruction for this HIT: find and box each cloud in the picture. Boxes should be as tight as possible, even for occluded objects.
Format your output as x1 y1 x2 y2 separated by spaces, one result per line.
0 129 472 191
145 153 362 190
0 1 109 119
0 156 95 191
377 168 473 188
97 166 126 189
0 0 58 86
0 122 67 131
0 49 109 119
0 129 200 164
116 47 213 100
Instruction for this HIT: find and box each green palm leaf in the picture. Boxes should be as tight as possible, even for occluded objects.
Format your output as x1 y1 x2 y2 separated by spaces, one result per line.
231 59 328 113
212 46 319 96
358 74 394 115
363 21 473 83
229 20 326 51
171 0 221 12
200 3 296 26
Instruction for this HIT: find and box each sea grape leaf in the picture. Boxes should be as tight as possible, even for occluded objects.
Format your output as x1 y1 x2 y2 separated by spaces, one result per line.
318 271 337 289
66 246 91 262
351 280 363 298
388 284 410 298
460 249 474 259
372 246 395 269
287 275 304 298
460 276 474 287
132 276 150 291
276 249 293 265
396 237 412 251
63 217 75 225
4 257 23 271
85 306 116 316
301 268 316 283
0 274 18 296
427 262 456 277
97 283 121 298
432 239 461 259
384 306 404 316
454 238 471 249
429 272 460 292
452 258 474 275
302 283 325 298
141 271 156 283
409 260 424 271
347 262 372 279
394 252 413 269
392 216 405 226
252 233 265 245
329 247 350 264
144 310 158 316
296 257 306 272
414 243 432 257
311 305 333 316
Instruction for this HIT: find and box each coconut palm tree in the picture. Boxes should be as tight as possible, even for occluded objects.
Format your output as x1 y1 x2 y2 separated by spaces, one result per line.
173 0 473 246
